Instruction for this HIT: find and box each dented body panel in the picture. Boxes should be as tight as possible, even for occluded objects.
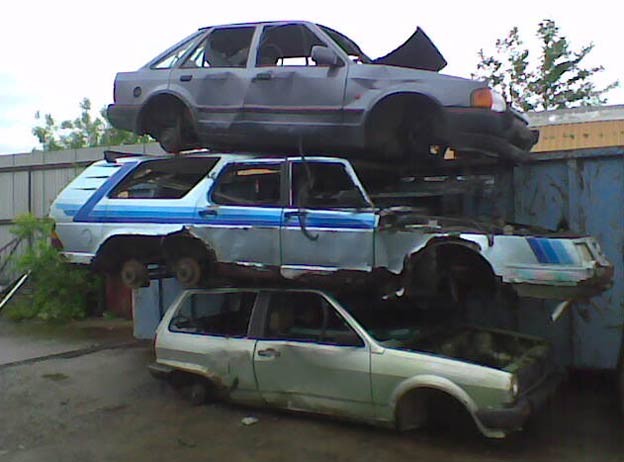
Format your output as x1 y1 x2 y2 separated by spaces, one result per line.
50 152 613 301
107 20 537 162
152 288 560 438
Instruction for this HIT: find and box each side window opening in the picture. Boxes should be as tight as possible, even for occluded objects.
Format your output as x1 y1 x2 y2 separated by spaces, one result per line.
292 162 368 209
169 291 257 337
256 24 327 67
183 26 255 68
212 163 281 206
264 292 363 347
152 33 202 69
109 158 219 200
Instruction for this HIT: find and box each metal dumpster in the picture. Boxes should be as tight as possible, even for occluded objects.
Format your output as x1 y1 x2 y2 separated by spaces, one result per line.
511 147 623 370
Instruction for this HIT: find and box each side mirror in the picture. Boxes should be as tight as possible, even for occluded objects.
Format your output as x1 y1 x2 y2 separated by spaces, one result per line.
311 45 344 68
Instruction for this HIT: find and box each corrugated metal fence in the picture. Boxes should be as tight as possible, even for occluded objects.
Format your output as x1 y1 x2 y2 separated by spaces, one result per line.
0 143 165 284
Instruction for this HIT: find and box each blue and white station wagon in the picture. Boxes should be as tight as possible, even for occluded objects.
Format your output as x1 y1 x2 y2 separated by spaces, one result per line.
50 151 612 306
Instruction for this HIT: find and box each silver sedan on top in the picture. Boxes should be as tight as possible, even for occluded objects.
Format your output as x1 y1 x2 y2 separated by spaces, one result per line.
107 21 538 166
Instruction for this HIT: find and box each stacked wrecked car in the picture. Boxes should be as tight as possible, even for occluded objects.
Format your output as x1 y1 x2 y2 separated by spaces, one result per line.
51 21 613 438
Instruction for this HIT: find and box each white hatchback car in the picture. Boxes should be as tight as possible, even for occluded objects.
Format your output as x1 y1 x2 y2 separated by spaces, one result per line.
150 287 561 438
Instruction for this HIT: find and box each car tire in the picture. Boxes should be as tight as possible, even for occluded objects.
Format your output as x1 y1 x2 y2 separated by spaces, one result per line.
188 381 208 406
175 257 202 287
158 116 184 153
120 259 149 289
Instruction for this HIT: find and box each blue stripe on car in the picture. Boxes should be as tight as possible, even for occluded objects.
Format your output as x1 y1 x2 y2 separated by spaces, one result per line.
73 162 138 223
68 160 376 230
527 237 573 264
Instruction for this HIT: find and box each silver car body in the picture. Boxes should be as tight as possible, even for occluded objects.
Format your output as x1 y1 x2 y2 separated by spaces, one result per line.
107 21 537 162
49 153 612 300
152 288 559 438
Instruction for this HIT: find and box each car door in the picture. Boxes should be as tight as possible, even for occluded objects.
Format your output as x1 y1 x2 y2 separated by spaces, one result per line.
280 160 376 278
162 290 261 403
252 291 373 420
243 23 348 130
189 160 284 271
168 25 257 136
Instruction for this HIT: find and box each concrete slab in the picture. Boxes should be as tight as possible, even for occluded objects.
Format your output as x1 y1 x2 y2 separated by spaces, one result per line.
0 317 133 366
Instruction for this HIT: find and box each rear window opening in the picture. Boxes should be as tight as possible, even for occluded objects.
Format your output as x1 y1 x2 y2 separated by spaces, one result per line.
169 291 257 337
109 157 219 200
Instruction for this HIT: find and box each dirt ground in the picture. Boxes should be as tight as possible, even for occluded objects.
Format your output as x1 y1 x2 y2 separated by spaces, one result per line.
0 330 623 462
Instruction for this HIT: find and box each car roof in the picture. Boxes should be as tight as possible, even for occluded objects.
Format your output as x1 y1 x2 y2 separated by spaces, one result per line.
105 151 351 165
198 20 316 31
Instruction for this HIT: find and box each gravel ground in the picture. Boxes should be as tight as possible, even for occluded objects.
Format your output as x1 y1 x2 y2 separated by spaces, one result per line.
0 342 623 462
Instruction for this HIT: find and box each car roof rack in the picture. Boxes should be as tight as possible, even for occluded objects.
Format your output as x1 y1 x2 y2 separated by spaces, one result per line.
103 150 149 163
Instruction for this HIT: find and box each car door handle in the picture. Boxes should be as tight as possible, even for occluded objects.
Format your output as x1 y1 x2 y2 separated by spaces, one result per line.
198 208 217 217
253 72 272 81
180 74 193 82
257 348 280 358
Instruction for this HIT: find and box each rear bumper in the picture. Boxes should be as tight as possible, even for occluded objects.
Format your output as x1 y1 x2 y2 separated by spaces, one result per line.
107 104 140 133
444 108 539 164
507 262 614 299
475 371 563 432
148 362 175 380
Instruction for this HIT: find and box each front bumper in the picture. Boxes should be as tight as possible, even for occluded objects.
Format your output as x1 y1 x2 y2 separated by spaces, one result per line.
475 371 563 432
443 108 539 164
106 104 141 133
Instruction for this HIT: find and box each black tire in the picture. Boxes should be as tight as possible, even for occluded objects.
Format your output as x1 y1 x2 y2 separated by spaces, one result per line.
188 381 208 406
158 116 183 153
120 259 149 289
175 256 202 287
618 343 624 416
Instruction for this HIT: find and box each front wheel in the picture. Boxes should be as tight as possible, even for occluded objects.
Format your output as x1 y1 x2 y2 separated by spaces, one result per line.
175 256 203 287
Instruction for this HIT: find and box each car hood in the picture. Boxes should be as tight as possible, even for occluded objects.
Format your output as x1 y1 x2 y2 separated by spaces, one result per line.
373 27 447 72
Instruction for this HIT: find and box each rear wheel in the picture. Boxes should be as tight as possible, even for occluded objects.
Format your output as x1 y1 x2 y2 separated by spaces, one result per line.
120 259 149 289
158 115 184 153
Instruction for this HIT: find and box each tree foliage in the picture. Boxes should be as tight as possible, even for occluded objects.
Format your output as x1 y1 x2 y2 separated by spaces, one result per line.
474 19 619 111
32 98 150 152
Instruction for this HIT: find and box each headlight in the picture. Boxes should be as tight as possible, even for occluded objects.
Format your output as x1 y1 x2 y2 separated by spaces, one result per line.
509 375 519 398
471 88 507 112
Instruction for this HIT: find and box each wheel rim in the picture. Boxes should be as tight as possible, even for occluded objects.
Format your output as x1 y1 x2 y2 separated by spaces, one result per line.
120 259 148 289
176 257 201 287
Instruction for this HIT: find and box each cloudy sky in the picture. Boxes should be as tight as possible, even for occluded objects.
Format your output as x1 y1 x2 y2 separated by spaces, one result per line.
1 0 622 154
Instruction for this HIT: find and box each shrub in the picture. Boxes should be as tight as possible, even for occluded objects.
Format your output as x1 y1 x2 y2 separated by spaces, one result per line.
5 214 102 321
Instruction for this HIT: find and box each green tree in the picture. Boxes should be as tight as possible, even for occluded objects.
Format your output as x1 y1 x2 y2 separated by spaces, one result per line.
474 19 619 111
32 98 150 152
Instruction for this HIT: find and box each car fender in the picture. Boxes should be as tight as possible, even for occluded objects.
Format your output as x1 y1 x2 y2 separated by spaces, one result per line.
362 85 444 114
95 226 186 255
390 374 505 438
138 90 198 132
390 374 479 414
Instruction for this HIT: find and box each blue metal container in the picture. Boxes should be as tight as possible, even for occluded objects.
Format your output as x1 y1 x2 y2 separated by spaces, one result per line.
513 147 623 369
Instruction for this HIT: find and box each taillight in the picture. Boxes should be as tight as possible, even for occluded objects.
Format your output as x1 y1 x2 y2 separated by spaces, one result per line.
51 229 64 250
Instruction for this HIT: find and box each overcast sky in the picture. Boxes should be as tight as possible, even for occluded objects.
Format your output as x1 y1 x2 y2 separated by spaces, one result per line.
1 0 622 154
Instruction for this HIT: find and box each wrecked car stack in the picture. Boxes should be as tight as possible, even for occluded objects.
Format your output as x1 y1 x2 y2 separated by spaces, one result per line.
49 21 614 437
